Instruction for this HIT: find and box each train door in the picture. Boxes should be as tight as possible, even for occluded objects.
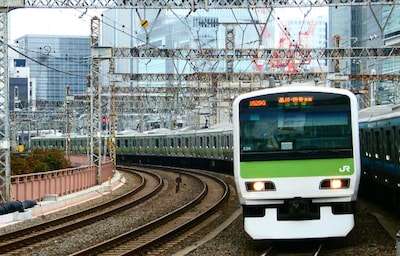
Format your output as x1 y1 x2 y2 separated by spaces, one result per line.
199 136 204 157
372 128 384 183
154 138 160 156
360 128 371 176
177 137 182 156
396 127 400 187
383 127 396 184
131 137 137 154
170 137 176 156
205 135 211 158
138 138 144 155
163 138 167 156
184 137 190 157
216 135 221 159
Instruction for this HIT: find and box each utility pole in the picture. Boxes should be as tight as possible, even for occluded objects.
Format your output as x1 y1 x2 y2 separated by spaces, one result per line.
65 86 73 162
333 34 341 88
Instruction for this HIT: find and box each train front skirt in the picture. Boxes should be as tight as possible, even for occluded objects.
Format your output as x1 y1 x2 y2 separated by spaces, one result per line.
244 206 355 239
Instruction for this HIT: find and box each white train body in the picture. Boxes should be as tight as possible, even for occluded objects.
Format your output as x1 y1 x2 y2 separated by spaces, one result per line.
232 86 361 239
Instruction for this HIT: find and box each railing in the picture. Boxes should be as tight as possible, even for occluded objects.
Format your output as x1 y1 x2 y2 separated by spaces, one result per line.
10 154 114 202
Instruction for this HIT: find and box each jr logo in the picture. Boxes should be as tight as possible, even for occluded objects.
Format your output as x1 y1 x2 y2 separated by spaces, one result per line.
339 165 351 172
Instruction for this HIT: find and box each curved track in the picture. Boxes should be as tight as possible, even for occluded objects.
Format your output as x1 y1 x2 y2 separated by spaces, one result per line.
70 166 230 255
0 167 163 254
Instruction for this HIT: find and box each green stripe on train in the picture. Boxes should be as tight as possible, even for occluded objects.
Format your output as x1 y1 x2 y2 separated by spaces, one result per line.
240 158 354 178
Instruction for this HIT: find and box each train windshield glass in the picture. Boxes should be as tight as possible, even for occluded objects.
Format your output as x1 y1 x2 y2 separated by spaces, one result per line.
239 92 352 157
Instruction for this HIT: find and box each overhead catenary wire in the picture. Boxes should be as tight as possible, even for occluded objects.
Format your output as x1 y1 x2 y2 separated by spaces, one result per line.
8 44 87 78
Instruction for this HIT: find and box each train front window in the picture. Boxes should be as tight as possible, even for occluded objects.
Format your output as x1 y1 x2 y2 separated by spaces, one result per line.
239 92 352 157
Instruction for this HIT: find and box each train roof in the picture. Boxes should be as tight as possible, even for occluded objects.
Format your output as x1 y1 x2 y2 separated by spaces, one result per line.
359 104 400 123
233 85 355 104
142 128 172 134
117 129 140 135
31 123 233 140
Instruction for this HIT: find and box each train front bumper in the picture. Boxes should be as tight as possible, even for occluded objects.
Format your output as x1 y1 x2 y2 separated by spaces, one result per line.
244 206 355 239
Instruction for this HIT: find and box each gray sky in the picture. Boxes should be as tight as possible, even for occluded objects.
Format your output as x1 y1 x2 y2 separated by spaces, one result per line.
8 8 104 41
8 7 328 43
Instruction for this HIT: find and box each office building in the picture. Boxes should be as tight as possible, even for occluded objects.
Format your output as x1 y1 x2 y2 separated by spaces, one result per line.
13 35 90 103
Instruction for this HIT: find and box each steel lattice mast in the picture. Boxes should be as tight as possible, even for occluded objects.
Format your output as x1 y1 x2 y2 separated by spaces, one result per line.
0 1 25 201
89 16 102 184
0 9 10 201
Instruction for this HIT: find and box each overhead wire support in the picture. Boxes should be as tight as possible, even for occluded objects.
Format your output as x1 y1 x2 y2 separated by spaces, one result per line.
22 0 400 8
89 16 103 185
112 72 400 83
65 86 73 162
0 8 11 202
0 1 24 202
110 46 400 60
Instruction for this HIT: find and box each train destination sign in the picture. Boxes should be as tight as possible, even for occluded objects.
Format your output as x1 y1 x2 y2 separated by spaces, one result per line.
278 96 313 106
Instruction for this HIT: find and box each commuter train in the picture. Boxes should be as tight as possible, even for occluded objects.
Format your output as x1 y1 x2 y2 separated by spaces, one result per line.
30 123 234 173
359 104 400 207
232 86 360 239
30 85 362 240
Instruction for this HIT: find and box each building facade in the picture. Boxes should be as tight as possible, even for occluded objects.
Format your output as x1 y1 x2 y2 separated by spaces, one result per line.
13 35 90 103
329 5 400 106
101 8 276 129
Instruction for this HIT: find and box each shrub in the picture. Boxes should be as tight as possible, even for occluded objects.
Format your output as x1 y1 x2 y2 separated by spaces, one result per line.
11 149 70 175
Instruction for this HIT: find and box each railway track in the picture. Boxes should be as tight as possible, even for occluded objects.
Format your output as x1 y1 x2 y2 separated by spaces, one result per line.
0 165 230 255
0 166 164 254
70 167 230 255
263 241 323 256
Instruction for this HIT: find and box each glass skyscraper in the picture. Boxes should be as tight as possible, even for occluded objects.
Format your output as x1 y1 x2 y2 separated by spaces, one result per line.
13 35 90 102
102 9 274 75
329 4 400 105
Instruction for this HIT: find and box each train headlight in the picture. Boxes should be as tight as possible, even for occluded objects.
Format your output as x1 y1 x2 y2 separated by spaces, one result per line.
245 181 275 192
320 179 350 189
253 181 265 191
